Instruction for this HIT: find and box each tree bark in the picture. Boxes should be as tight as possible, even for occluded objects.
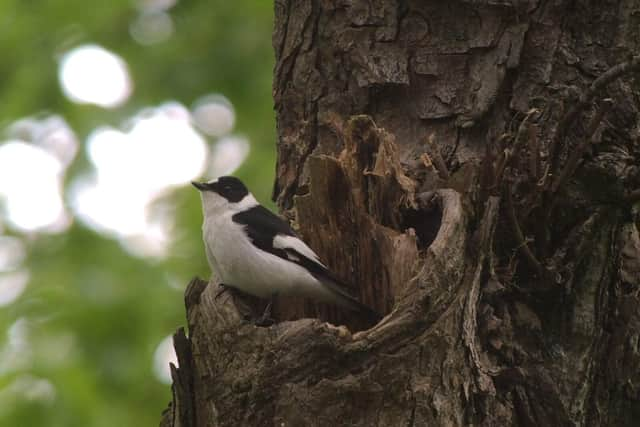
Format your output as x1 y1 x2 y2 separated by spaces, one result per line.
162 1 640 426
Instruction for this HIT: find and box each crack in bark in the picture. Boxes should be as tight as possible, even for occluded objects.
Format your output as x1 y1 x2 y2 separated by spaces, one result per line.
463 196 501 392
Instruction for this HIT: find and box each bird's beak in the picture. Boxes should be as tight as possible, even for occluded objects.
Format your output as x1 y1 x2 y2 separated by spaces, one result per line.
191 181 207 191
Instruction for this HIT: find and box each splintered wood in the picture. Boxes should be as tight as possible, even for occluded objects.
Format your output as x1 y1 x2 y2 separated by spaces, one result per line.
285 116 420 330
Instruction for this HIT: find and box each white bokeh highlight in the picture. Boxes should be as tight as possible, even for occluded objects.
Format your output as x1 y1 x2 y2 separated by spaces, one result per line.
209 135 250 178
0 318 31 376
153 334 177 384
0 141 70 233
0 92 248 262
0 270 29 307
70 102 208 258
0 236 26 272
130 12 174 45
0 375 56 408
137 0 177 12
8 115 79 167
58 45 132 108
192 94 235 137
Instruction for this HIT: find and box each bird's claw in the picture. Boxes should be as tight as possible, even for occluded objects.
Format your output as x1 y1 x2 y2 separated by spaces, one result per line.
214 284 229 300
253 296 275 327
253 315 275 327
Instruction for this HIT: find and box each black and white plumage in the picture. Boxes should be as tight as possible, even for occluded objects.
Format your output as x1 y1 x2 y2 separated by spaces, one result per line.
192 176 380 322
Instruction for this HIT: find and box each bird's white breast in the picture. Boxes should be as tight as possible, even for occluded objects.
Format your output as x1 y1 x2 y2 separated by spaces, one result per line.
202 212 331 300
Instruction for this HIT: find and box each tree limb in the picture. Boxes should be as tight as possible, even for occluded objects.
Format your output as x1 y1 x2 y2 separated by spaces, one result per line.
547 55 640 185
551 99 612 196
505 180 547 278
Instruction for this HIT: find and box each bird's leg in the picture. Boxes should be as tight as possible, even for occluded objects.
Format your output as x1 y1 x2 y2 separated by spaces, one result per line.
254 295 276 327
214 283 229 300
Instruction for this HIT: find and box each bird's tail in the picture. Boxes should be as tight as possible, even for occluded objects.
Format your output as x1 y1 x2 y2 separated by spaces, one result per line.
320 277 382 324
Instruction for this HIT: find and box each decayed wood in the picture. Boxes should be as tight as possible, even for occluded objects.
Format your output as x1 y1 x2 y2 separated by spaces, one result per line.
162 1 640 425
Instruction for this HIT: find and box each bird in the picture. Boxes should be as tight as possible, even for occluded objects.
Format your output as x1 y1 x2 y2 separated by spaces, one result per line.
192 175 381 325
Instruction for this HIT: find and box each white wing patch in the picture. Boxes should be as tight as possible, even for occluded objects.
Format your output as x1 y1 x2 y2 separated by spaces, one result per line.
273 234 326 267
285 251 300 262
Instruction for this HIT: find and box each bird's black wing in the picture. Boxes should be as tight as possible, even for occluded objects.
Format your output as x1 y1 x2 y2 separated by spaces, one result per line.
232 205 325 271
232 205 295 239
232 205 381 321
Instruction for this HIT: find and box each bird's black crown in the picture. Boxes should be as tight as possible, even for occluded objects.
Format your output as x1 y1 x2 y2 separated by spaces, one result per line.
192 176 249 202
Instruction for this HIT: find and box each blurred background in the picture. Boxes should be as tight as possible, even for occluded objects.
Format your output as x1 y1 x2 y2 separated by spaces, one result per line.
0 0 275 425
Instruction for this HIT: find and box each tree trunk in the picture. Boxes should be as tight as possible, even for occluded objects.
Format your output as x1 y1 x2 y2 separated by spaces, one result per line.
161 1 640 426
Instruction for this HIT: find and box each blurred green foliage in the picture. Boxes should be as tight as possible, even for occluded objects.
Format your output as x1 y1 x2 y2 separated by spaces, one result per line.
0 1 275 425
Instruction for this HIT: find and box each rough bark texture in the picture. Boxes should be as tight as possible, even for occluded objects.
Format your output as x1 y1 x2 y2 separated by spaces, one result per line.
162 1 640 426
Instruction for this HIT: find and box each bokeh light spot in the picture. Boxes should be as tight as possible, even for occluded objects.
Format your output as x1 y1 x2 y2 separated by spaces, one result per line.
0 375 56 408
7 115 79 167
153 335 177 384
209 135 250 178
0 270 29 307
137 0 177 12
0 318 30 376
0 141 70 233
58 44 132 108
130 12 174 45
70 103 208 258
192 94 235 137
0 237 26 272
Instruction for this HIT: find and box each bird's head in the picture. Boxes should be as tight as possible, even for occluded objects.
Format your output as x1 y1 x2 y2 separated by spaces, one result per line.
192 176 258 216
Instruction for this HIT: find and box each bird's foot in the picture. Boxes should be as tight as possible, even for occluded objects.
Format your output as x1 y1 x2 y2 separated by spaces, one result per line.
253 315 275 327
252 295 275 327
214 284 229 300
